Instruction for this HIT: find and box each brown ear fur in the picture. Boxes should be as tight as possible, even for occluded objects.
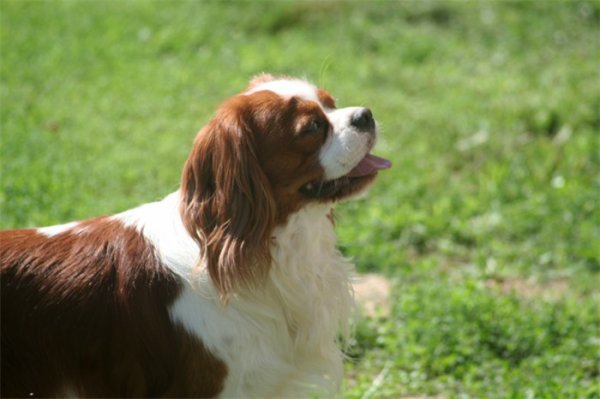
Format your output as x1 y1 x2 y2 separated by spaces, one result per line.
180 112 276 299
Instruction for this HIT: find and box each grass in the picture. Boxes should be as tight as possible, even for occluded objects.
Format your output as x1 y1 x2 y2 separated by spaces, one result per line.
1 1 599 397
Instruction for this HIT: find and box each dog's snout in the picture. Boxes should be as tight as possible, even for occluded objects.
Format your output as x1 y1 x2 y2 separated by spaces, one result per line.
350 108 375 131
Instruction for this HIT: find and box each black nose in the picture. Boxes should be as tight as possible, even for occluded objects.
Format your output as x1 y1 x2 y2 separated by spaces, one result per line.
350 108 375 131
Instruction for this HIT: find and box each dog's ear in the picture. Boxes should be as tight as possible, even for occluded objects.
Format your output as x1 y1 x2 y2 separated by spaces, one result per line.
180 110 276 299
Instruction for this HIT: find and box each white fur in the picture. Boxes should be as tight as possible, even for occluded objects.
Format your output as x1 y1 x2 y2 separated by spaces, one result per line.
116 192 354 398
245 78 321 103
113 192 199 281
37 221 79 237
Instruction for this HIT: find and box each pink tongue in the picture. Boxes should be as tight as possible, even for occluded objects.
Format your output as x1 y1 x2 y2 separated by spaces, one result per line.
348 154 392 177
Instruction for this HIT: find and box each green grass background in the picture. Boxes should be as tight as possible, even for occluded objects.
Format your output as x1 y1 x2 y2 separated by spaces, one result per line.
1 1 599 397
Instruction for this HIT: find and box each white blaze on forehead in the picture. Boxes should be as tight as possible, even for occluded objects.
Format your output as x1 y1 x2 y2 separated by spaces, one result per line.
245 79 321 103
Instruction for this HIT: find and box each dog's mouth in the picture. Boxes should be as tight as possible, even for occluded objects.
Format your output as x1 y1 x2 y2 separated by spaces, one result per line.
300 154 392 200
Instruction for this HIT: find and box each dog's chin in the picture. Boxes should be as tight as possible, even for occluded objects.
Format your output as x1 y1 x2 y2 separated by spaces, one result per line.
299 153 391 202
299 173 378 202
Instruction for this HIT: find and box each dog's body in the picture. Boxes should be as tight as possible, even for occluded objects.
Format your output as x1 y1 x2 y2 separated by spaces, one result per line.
1 76 390 398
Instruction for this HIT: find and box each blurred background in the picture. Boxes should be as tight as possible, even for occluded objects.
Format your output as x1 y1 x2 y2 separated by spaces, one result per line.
1 1 598 397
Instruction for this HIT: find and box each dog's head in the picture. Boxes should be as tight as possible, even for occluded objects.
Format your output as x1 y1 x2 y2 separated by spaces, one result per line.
180 75 391 297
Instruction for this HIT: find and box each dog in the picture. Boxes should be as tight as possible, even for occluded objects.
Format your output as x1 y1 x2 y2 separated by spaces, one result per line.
1 74 391 398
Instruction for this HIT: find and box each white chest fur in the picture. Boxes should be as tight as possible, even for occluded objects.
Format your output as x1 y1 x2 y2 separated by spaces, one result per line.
166 202 354 398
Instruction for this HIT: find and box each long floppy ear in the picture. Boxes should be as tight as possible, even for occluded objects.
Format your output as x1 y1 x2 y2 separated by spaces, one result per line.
180 114 276 299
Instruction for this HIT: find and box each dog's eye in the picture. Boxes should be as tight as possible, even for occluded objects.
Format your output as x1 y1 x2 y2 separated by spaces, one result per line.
304 118 326 134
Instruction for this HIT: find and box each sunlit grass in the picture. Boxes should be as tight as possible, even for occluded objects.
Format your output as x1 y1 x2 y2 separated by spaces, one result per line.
1 1 598 397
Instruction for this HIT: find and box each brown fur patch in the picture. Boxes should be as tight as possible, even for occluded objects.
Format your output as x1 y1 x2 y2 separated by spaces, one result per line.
0 219 227 398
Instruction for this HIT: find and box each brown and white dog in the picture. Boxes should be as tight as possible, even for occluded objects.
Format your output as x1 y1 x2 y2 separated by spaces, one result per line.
0 75 391 398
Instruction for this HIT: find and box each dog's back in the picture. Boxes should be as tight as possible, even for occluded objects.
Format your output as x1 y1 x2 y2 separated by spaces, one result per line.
0 221 225 398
